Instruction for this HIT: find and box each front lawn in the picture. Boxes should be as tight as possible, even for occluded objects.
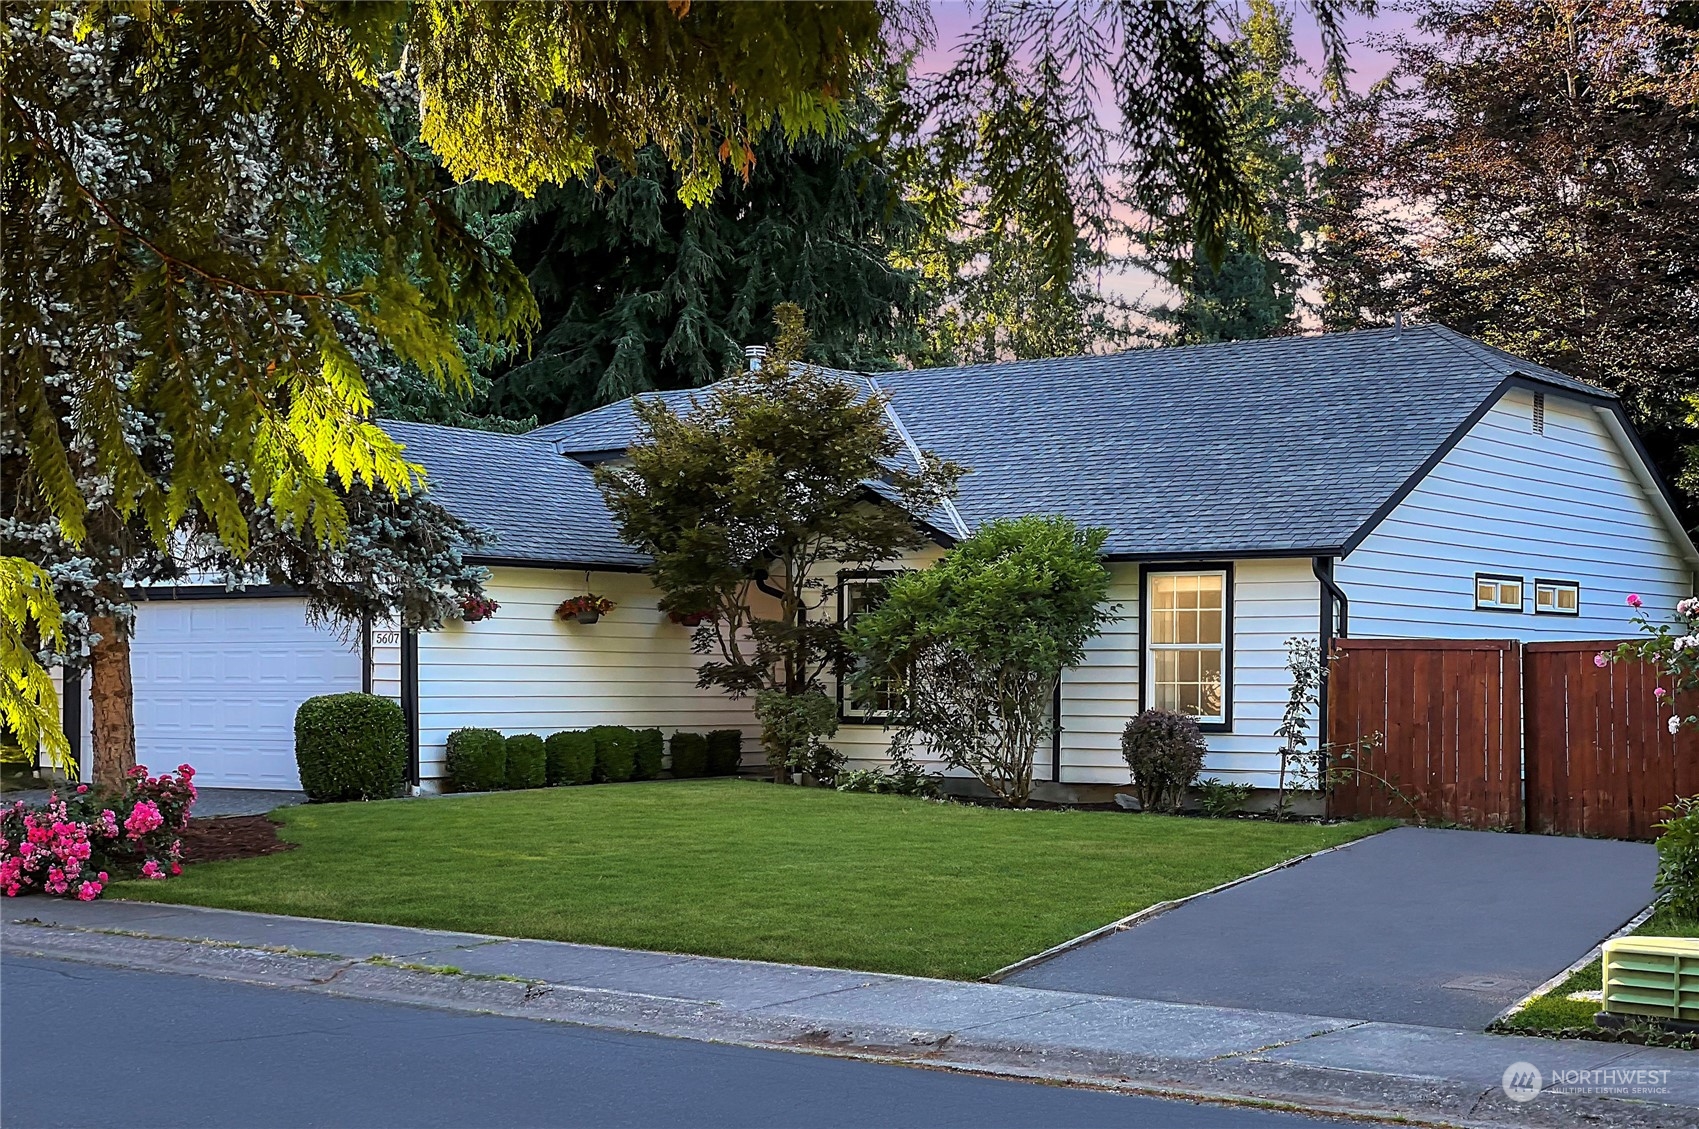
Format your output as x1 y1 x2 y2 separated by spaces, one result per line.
117 780 1389 979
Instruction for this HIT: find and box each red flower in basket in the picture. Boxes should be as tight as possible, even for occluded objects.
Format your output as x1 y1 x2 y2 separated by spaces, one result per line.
459 596 500 623
557 595 615 624
668 608 718 628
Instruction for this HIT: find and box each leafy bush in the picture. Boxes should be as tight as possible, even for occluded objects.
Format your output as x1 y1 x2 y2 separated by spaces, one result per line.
294 693 407 802
754 690 840 780
1657 796 1699 918
705 729 744 776
669 732 709 778
545 731 596 786
633 728 664 780
836 750 938 797
445 728 507 792
1121 709 1207 813
504 734 547 790
1 764 198 897
1197 777 1254 817
590 726 637 783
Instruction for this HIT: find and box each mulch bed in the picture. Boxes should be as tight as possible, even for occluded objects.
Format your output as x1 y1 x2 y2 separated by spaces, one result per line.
178 815 296 865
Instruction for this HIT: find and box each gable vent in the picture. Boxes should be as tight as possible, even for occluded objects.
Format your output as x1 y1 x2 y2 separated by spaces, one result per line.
1532 392 1545 434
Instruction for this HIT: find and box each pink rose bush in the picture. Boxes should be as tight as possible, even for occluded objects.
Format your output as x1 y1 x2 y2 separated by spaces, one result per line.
1608 596 1699 737
0 764 196 899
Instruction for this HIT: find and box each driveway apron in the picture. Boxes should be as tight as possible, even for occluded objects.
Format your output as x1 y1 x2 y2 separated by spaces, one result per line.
1003 825 1658 1029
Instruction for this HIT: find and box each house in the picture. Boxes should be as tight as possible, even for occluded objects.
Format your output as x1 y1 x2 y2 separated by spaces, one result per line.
56 325 1699 798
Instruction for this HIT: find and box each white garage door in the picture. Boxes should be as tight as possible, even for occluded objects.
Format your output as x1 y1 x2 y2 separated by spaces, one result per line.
123 598 363 789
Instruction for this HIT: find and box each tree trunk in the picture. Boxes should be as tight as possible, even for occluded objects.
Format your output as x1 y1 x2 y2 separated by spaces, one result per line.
88 614 136 793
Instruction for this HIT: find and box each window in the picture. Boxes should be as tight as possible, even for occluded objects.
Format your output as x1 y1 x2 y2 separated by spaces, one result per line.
1145 569 1230 727
1534 579 1580 616
838 572 897 722
1475 573 1524 612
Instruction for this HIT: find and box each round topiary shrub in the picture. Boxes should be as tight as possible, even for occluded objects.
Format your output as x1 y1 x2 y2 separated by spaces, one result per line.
545 731 596 785
668 732 709 778
504 733 546 790
705 729 743 776
632 728 664 780
1121 709 1207 813
590 725 637 783
445 727 507 793
294 693 407 802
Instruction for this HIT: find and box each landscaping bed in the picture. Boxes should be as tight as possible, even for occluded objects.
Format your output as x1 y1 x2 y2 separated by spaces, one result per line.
1492 905 1699 1047
113 779 1390 979
178 815 296 865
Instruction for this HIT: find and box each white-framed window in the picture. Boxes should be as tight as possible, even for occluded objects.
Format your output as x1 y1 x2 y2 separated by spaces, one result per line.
1145 569 1229 727
838 572 898 722
1534 579 1580 616
1475 573 1524 612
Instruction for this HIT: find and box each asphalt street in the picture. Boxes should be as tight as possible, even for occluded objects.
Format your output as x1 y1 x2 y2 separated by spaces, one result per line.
0 956 1342 1129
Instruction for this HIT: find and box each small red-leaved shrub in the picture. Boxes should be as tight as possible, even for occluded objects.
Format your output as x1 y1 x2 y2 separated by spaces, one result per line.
0 764 198 899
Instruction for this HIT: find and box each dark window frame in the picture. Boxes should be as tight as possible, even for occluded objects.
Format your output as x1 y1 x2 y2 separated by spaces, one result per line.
836 569 903 725
1474 572 1526 613
1532 577 1582 617
1138 562 1235 734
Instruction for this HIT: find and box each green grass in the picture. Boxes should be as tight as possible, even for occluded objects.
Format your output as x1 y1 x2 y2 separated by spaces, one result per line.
116 780 1390 980
1496 906 1699 1035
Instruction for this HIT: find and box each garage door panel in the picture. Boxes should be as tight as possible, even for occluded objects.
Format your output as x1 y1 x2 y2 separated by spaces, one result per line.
129 599 361 789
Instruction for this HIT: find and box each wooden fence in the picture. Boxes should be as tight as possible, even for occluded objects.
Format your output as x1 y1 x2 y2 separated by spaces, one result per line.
1326 638 1524 829
1328 637 1697 839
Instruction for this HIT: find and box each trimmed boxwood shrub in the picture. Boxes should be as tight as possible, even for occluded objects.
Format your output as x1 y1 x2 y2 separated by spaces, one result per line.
669 732 709 778
545 731 596 786
293 693 407 802
705 729 743 776
504 733 547 790
590 725 637 783
1121 709 1207 813
633 728 664 780
446 728 507 793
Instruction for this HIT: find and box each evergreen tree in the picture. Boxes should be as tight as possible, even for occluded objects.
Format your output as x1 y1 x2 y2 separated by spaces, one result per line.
489 122 924 422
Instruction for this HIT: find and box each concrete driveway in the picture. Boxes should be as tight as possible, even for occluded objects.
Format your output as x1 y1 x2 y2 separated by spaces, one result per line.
1004 826 1658 1029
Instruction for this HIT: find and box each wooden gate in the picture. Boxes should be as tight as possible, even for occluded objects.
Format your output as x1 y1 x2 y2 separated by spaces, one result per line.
1326 639 1524 829
1524 641 1699 839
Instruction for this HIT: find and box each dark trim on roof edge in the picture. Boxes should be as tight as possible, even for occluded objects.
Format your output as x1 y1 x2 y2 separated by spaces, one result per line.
1104 546 1342 563
463 555 648 574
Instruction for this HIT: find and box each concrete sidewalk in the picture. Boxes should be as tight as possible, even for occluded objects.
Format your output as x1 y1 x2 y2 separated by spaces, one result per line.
4 900 1695 1129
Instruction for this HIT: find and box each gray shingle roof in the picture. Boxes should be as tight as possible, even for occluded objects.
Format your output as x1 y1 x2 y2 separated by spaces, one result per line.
523 324 1617 558
380 420 646 569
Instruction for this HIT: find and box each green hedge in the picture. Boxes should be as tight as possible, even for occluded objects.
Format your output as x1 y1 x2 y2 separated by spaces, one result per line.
545 731 596 786
706 729 743 776
445 728 507 792
669 732 709 778
504 733 547 790
293 693 407 802
590 725 637 783
633 728 664 780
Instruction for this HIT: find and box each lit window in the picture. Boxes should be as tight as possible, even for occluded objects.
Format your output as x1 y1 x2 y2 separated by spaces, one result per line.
1146 571 1228 725
1534 579 1580 616
839 573 897 722
1475 574 1524 611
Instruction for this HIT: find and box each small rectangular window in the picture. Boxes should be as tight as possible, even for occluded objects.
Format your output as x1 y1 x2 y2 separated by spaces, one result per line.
1534 579 1580 616
1475 573 1524 612
839 573 898 722
1146 570 1229 725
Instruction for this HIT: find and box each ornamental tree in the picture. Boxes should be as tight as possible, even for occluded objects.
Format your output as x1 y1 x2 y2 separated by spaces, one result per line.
594 305 961 783
847 516 1113 807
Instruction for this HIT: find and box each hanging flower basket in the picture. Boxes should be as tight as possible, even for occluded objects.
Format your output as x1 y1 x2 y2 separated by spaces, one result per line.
557 594 615 625
458 595 500 623
668 608 718 628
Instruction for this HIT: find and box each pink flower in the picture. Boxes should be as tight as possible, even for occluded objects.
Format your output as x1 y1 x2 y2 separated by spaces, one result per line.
1595 652 1609 668
1656 687 1669 698
75 784 88 794
75 881 100 901
140 860 165 880
124 800 163 840
1628 593 1644 608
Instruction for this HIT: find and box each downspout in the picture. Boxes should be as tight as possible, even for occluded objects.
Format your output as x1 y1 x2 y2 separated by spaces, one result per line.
401 628 420 788
1311 557 1350 795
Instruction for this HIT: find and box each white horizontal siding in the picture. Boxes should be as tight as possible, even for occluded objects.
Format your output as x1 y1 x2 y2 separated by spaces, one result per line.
369 616 401 702
1337 388 1693 639
414 567 756 785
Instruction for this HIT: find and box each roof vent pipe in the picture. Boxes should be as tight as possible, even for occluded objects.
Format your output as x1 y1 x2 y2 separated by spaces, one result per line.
744 345 768 372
